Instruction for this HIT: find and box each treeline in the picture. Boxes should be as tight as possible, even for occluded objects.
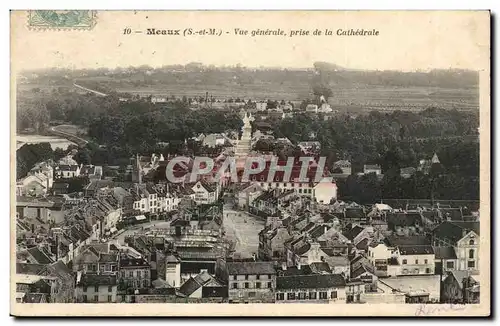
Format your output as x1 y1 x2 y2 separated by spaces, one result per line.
336 171 479 203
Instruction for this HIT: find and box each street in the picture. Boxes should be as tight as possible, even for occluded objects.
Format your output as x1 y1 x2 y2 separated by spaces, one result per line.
223 204 265 258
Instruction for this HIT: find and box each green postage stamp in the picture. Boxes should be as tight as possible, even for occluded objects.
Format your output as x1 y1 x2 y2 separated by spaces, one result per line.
28 10 97 30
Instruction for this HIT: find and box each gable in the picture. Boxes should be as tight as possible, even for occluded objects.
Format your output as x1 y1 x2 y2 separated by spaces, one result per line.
457 231 479 246
74 248 99 264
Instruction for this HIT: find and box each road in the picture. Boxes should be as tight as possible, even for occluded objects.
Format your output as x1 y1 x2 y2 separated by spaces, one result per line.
73 83 108 97
223 204 265 258
49 124 89 147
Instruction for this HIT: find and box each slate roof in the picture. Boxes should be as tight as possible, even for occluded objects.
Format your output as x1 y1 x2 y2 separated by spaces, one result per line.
16 263 46 275
120 258 150 268
387 212 422 227
355 238 370 251
398 245 434 255
433 246 457 259
294 243 311 256
79 274 117 287
276 274 346 290
226 262 276 275
343 225 364 241
351 265 372 279
385 235 430 246
433 221 480 244
27 247 53 265
178 271 222 297
99 253 118 263
345 208 366 219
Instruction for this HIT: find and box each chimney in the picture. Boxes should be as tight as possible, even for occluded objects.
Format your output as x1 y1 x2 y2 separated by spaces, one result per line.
281 262 287 271
297 262 301 270
252 253 257 261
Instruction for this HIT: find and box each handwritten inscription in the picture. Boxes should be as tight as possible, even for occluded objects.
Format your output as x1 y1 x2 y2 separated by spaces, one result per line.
415 303 467 316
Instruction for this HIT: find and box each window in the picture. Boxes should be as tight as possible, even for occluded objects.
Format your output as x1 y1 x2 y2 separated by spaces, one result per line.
128 271 133 277
309 292 317 300
426 268 431 274
244 282 249 289
287 293 296 300
319 292 328 299
145 270 149 278
298 292 307 300
284 183 288 187
469 249 474 259
137 271 142 278
276 293 284 301
267 282 272 288
108 295 112 302
468 261 475 268
83 295 87 303
233 275 237 281
299 189 303 193
256 275 260 280
469 239 475 245
414 269 419 274
424 259 428 264
402 259 407 264
268 274 272 279
143 280 148 288
83 286 88 293
331 291 338 299
248 292 256 298
94 295 98 302
232 283 238 289
446 261 455 269
108 286 112 292
94 285 99 292
403 269 408 274
415 259 419 264
255 282 261 289
121 271 125 278
245 275 249 280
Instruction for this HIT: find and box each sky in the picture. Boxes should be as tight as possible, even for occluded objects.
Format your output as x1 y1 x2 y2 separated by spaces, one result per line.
11 11 490 72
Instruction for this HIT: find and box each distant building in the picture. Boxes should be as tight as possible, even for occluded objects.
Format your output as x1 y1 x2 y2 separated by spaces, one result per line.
363 164 382 175
256 102 268 111
118 257 151 290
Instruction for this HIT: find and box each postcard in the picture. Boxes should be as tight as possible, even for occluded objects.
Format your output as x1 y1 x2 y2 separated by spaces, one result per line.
10 10 490 317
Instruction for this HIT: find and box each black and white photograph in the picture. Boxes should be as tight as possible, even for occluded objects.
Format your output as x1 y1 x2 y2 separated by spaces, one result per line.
9 10 490 317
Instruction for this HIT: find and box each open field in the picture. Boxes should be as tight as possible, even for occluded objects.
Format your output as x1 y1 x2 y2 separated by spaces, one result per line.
16 134 75 150
75 75 479 112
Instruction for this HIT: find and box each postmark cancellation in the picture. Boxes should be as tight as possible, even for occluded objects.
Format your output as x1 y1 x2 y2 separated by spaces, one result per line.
27 10 97 30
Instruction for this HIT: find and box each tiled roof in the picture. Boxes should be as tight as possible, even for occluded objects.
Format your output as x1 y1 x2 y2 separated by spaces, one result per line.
276 274 346 290
120 258 150 269
387 212 422 227
385 235 430 246
278 265 313 277
226 262 276 275
16 263 46 275
309 262 332 274
27 247 53 265
79 274 117 287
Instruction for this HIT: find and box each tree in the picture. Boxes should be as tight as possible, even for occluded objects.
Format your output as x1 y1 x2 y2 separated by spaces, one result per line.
74 149 91 165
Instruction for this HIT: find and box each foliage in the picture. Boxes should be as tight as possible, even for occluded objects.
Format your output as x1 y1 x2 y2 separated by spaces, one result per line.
16 143 54 179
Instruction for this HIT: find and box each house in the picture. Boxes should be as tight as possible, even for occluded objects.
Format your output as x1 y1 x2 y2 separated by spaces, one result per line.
178 271 227 299
258 224 290 260
236 182 263 210
202 133 229 148
367 240 435 277
256 102 268 111
363 164 382 175
56 164 81 178
441 271 480 304
332 160 352 175
118 257 151 290
275 274 346 303
224 261 276 303
191 180 220 205
75 274 118 303
80 165 103 180
250 190 279 217
305 104 319 113
432 221 479 272
72 244 119 275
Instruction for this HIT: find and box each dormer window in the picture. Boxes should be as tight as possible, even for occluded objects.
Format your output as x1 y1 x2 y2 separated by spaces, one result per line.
469 239 475 245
